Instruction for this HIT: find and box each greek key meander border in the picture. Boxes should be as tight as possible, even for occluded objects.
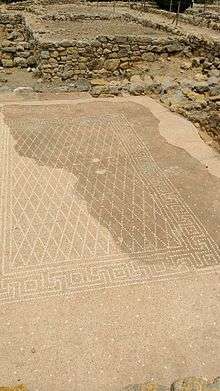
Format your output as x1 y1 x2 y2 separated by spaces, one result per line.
0 110 219 304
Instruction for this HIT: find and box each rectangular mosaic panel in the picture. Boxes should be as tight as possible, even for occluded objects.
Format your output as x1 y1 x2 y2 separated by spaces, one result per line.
0 110 219 303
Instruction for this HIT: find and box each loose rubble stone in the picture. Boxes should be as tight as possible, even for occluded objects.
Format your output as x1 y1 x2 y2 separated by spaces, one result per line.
90 85 107 97
180 79 195 89
1 59 13 67
90 78 108 86
181 62 191 70
192 58 201 67
208 77 219 86
194 73 208 81
161 79 179 94
208 69 220 77
166 43 184 53
171 377 208 391
129 83 145 95
142 53 157 62
27 55 36 66
130 75 143 84
108 80 121 95
14 57 27 67
193 82 210 93
209 94 220 102
108 84 121 95
161 89 189 106
210 85 220 96
8 31 18 40
182 90 207 108
104 59 120 71
144 75 153 84
145 81 162 94
203 61 213 70
74 78 91 92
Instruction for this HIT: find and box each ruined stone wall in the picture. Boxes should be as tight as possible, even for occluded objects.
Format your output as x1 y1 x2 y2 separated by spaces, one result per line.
131 5 220 31
36 35 219 82
36 35 187 81
43 0 81 3
126 13 220 59
0 13 36 68
0 11 219 81
32 13 219 81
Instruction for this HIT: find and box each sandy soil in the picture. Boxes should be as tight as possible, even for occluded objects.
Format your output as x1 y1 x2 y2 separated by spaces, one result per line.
30 18 168 40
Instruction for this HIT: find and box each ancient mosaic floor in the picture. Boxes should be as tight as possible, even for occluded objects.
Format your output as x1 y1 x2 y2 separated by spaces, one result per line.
0 97 219 303
0 95 220 391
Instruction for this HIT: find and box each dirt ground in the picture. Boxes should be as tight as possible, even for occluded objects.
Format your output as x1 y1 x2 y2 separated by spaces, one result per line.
38 2 220 41
44 3 128 15
30 18 168 40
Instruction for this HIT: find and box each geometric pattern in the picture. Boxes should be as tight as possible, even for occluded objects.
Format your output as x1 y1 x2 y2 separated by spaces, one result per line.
0 105 219 303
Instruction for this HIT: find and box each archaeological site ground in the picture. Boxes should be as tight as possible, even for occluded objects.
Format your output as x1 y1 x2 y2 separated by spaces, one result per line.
0 0 219 390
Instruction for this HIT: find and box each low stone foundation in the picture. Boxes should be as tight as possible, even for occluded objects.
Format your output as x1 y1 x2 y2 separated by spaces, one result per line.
126 13 220 58
36 33 186 81
0 4 219 144
0 10 219 82
0 13 36 68
131 4 220 32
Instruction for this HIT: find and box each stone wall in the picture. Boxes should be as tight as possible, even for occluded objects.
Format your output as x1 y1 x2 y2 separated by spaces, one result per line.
36 33 188 81
186 8 220 28
0 11 219 81
131 4 220 31
126 13 220 58
0 13 36 68
33 13 220 81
